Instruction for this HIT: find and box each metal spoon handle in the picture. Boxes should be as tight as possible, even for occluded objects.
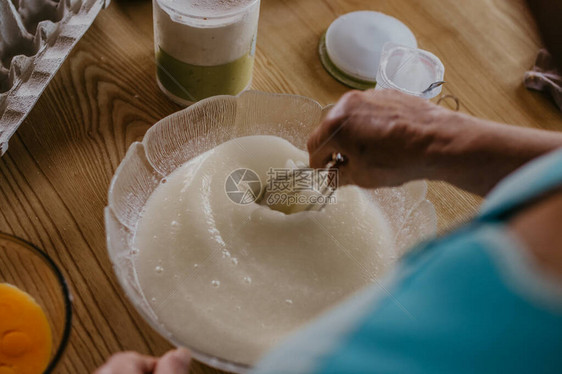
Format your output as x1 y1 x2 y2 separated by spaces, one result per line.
304 152 345 211
422 80 446 94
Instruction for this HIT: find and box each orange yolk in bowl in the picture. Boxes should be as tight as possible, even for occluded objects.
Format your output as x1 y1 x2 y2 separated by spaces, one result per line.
0 284 52 374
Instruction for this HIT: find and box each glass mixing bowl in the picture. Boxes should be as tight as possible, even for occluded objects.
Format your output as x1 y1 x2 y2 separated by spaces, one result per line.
0 232 72 373
105 90 436 372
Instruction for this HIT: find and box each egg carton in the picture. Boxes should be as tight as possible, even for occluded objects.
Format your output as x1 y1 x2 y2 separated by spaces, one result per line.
0 0 109 155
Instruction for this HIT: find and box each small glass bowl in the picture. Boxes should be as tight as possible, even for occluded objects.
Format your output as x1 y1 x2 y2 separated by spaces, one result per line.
0 232 72 373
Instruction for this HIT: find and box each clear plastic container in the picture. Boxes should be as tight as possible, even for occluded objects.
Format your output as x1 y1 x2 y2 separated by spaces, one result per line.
153 0 260 106
376 42 445 99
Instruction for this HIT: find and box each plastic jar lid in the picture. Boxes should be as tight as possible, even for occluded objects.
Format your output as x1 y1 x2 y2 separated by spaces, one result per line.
319 11 417 89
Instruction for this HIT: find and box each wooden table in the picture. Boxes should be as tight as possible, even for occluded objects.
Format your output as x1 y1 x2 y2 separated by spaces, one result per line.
1 0 561 372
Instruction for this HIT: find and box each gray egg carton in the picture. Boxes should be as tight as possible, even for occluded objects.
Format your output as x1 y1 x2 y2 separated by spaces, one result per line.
0 0 109 155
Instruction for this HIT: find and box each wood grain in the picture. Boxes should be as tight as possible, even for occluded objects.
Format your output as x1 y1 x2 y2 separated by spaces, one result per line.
0 0 561 372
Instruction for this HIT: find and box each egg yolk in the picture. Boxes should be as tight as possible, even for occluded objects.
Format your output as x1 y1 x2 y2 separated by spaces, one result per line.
0 284 52 374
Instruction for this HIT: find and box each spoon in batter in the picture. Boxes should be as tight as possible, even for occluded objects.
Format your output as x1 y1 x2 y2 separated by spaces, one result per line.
257 152 346 212
305 152 345 211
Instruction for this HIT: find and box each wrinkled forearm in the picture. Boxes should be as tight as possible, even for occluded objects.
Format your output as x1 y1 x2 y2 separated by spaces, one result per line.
424 110 562 196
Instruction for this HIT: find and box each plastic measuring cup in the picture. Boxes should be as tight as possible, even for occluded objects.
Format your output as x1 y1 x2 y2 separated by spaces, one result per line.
375 42 445 99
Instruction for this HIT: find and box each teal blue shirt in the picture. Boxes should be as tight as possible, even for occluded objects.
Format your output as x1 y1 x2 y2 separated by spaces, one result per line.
253 149 562 374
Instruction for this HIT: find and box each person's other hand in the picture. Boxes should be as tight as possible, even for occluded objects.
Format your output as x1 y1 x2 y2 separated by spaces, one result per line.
95 348 191 374
307 89 448 189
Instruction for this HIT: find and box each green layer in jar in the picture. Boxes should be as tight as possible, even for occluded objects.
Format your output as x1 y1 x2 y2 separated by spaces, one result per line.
156 48 254 102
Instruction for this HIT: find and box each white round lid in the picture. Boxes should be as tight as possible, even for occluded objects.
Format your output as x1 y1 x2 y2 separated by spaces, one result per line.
325 11 417 83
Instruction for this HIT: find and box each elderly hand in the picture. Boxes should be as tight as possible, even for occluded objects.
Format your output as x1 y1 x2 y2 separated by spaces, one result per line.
308 89 562 195
308 89 447 189
95 348 191 374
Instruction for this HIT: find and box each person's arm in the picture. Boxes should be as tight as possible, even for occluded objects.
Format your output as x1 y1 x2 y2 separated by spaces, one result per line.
307 89 562 196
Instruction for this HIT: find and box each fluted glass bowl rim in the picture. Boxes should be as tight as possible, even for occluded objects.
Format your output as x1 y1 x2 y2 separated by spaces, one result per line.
104 90 437 373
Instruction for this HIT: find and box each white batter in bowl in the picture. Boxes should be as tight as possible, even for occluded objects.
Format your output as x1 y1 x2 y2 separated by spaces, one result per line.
105 91 436 373
133 135 395 365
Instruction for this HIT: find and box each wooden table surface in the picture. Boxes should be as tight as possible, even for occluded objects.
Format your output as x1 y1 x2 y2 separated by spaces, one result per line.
1 0 561 372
